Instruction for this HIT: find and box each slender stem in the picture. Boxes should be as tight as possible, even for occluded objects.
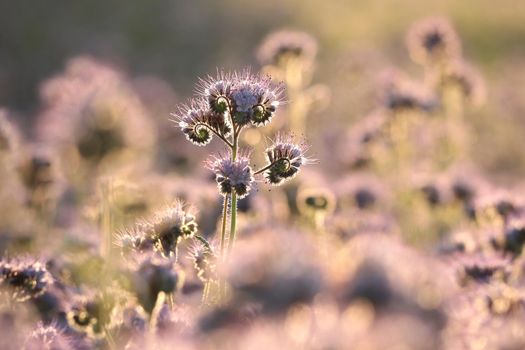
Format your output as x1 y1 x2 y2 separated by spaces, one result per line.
227 192 238 255
149 291 166 333
227 129 240 256
195 235 212 251
202 281 211 304
103 325 117 350
219 196 229 260
218 195 229 301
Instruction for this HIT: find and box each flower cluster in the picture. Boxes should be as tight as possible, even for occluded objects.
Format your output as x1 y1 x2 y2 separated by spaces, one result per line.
174 70 283 142
0 258 52 302
173 69 311 302
117 202 198 259
207 151 254 198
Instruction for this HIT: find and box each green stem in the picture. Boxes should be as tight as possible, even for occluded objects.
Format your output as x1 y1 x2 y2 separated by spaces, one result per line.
218 195 229 300
227 192 238 255
227 130 239 256
219 196 229 260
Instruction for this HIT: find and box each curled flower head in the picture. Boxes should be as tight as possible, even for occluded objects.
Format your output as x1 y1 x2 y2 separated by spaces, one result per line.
188 238 217 283
207 151 254 199
198 71 234 114
257 30 318 67
0 258 52 302
174 101 231 146
229 71 283 127
263 135 311 185
148 203 198 258
406 17 461 66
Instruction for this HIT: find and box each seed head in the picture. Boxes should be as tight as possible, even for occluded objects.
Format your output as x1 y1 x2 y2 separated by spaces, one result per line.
207 151 254 199
264 135 311 185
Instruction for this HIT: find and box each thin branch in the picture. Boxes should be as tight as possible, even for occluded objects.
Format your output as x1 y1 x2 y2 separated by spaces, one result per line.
253 158 291 175
195 122 234 148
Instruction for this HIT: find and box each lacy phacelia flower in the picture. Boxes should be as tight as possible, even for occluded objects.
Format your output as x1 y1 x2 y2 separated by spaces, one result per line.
208 153 254 199
195 70 283 128
198 71 234 114
257 30 318 67
0 258 52 302
406 17 461 66
23 323 72 350
148 204 198 258
175 101 231 146
230 72 283 127
264 136 310 185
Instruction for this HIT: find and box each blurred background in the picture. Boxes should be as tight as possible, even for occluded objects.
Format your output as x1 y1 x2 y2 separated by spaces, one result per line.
1 0 525 179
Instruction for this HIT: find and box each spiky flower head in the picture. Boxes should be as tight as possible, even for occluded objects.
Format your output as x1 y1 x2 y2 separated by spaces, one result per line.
148 203 198 258
188 238 217 283
174 101 231 146
406 17 461 66
229 71 283 127
0 258 52 302
263 135 310 185
198 70 235 114
207 151 254 199
195 70 283 128
116 222 156 256
23 322 72 350
257 30 318 67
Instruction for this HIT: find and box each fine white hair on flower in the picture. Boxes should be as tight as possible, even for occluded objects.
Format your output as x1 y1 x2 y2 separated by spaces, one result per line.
262 134 314 185
206 150 254 199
